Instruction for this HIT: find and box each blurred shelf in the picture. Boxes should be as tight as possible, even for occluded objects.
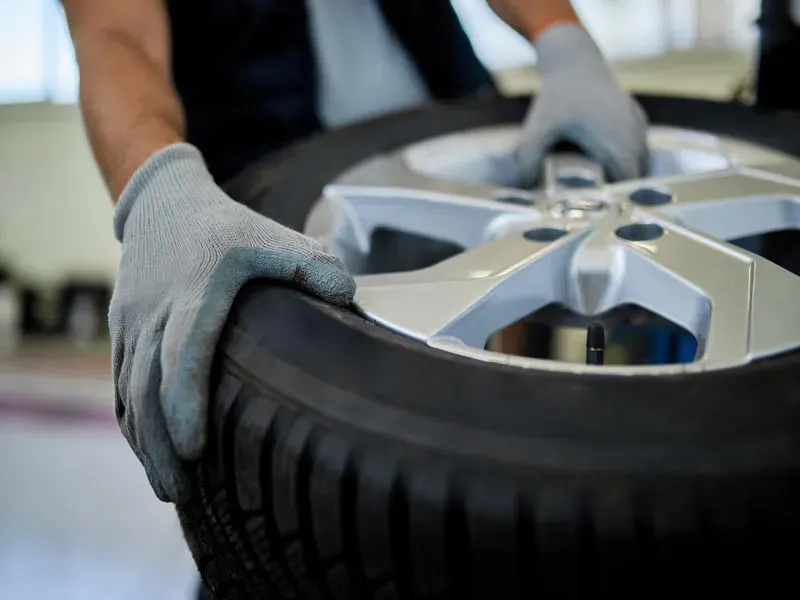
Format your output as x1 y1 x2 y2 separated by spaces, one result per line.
496 49 752 101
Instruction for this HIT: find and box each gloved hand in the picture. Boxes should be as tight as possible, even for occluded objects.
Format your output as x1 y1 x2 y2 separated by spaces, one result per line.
110 143 356 503
516 24 649 186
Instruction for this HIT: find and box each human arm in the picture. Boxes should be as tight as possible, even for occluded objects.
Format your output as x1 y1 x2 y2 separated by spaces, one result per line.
486 0 580 42
62 0 356 504
62 0 183 200
485 0 649 184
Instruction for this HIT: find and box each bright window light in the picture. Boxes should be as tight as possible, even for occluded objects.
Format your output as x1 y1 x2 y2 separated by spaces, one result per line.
0 0 78 104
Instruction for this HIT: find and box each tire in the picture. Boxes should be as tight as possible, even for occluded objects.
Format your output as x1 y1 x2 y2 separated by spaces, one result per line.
177 95 800 600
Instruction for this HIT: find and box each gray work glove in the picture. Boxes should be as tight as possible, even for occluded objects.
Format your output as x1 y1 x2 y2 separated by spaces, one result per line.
516 24 649 186
110 143 355 503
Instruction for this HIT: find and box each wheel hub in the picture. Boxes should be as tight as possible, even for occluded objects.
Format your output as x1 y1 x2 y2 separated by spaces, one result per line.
303 125 800 374
549 196 611 220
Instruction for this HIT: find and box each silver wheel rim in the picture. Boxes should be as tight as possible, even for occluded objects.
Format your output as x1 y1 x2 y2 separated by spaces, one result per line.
304 125 800 375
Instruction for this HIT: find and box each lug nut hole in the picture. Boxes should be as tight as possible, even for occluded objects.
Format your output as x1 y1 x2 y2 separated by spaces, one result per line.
524 227 568 242
630 187 673 206
616 223 664 242
496 194 535 206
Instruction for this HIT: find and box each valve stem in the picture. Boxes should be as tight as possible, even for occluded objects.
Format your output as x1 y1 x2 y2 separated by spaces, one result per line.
586 322 606 366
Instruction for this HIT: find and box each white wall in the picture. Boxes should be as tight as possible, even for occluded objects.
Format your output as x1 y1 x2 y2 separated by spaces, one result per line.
0 102 119 288
455 0 761 70
0 0 761 291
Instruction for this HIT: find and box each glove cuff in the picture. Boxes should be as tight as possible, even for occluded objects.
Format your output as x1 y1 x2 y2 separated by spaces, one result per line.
114 143 214 242
534 24 607 79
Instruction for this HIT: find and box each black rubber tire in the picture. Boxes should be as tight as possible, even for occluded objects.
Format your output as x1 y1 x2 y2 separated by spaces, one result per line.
176 95 800 600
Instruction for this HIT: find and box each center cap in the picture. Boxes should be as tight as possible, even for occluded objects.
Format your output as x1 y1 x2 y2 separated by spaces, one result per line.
550 196 610 220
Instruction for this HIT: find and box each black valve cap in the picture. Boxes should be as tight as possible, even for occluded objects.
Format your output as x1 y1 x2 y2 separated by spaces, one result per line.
586 322 606 365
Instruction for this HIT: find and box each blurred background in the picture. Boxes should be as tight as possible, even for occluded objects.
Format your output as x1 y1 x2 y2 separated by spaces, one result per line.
0 0 780 598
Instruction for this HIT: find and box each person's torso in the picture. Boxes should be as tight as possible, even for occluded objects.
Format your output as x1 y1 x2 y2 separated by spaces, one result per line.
166 0 495 182
758 0 800 111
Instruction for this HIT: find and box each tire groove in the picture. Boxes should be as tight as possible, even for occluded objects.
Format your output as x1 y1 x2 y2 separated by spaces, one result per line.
221 392 284 597
632 490 656 591
196 473 241 597
445 485 472 599
196 414 248 596
341 455 370 599
255 408 302 595
516 496 537 599
388 473 412 600
577 491 598 597
213 583 238 600
319 554 346 573
297 429 334 599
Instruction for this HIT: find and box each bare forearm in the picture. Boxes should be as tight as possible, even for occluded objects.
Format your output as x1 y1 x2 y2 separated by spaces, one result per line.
486 0 581 42
63 0 184 201
73 31 184 200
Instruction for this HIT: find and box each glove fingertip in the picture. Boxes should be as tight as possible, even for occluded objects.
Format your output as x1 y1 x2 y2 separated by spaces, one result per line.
161 342 211 462
140 444 193 504
163 374 208 461
296 258 357 306
162 463 194 505
147 471 171 504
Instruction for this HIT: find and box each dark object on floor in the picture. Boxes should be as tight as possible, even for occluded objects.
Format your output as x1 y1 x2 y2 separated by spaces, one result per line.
55 280 111 341
176 96 800 599
20 286 46 336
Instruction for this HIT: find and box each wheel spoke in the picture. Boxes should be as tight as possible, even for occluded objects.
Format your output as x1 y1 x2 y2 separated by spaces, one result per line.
568 227 627 316
309 123 800 373
748 254 800 361
615 221 800 368
743 160 800 187
354 229 589 348
611 169 800 241
317 153 542 254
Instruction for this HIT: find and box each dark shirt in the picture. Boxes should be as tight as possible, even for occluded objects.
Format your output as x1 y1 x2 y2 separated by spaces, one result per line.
165 0 496 182
757 0 800 111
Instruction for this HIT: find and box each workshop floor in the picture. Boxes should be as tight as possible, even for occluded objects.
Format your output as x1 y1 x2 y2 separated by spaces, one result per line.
0 347 199 600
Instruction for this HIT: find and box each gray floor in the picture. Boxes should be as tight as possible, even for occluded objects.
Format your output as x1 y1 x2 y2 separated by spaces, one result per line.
0 413 198 600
